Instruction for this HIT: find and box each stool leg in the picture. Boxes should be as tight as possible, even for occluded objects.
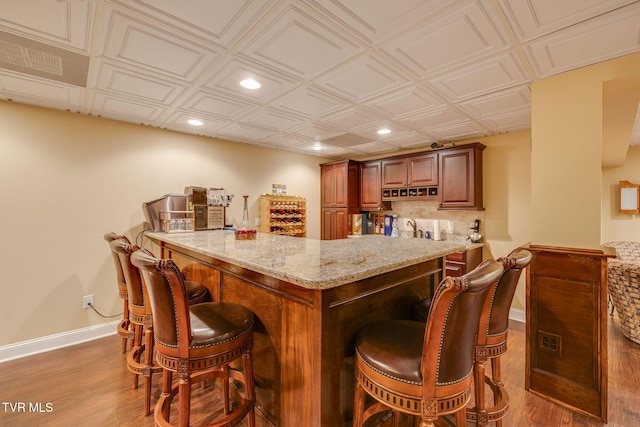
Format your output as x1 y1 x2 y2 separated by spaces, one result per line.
142 325 154 416
220 364 230 414
492 357 504 427
178 371 191 427
121 299 130 353
160 370 172 422
243 349 255 427
131 323 143 390
352 380 365 427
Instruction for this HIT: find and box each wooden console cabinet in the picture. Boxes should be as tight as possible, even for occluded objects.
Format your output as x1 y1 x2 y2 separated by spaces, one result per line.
526 245 610 422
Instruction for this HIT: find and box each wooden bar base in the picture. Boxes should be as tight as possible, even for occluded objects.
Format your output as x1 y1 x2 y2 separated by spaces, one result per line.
525 244 611 422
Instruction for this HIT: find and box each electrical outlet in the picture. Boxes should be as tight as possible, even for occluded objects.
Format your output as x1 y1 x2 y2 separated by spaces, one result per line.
83 295 94 309
255 218 260 226
538 330 562 355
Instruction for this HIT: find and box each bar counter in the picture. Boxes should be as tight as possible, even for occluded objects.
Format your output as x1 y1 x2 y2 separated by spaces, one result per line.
145 230 464 426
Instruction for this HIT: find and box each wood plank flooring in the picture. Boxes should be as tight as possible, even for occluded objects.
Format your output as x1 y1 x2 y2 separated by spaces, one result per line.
0 313 638 426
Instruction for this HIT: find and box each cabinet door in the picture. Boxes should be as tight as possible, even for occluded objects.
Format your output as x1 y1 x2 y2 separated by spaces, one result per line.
333 162 349 207
334 208 349 239
360 161 383 210
381 158 407 188
408 153 437 186
321 208 349 240
321 164 337 207
321 208 334 240
439 145 483 209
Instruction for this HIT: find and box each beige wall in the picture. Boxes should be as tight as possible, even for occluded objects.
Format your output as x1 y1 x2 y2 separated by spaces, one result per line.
0 101 323 346
531 52 640 249
602 146 640 242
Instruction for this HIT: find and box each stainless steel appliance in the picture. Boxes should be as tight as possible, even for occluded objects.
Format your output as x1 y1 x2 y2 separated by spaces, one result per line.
142 194 187 231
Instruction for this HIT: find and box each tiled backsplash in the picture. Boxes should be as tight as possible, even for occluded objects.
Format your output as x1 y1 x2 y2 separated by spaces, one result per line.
383 200 485 240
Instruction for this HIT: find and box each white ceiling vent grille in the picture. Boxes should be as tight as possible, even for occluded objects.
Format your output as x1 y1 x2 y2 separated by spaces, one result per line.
0 41 63 76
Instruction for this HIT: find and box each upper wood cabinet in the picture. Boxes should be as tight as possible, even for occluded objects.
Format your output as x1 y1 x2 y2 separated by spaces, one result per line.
360 160 387 211
321 160 359 208
382 153 437 188
438 143 485 210
408 153 438 186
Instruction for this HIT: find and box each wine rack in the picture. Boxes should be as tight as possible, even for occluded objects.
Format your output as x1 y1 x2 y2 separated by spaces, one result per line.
259 194 306 238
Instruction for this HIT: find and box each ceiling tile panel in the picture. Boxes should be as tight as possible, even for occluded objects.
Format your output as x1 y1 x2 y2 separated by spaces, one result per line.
0 0 93 51
98 9 222 80
380 1 509 77
91 60 187 104
0 69 83 107
524 4 640 77
348 140 399 154
181 91 259 120
110 0 276 48
428 52 529 102
405 108 472 131
318 106 386 131
88 91 166 121
217 122 277 142
200 57 301 104
287 122 341 140
303 0 454 45
427 121 489 140
314 53 410 102
272 85 348 118
237 4 363 80
164 110 230 133
476 108 531 132
364 85 445 119
383 131 435 148
457 84 531 117
243 107 307 131
499 0 637 41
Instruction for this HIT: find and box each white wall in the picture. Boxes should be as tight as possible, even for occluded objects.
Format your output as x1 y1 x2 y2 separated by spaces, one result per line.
0 101 323 347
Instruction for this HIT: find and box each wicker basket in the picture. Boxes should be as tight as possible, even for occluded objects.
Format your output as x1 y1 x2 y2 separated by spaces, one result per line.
604 241 640 345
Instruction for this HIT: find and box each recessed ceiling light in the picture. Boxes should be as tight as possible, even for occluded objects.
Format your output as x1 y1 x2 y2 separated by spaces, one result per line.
240 78 261 90
312 143 323 151
188 119 203 126
377 128 391 135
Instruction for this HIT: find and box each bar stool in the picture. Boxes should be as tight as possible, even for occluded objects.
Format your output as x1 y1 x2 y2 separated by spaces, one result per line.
132 249 255 427
466 248 531 426
110 238 210 416
353 260 503 427
104 232 133 353
413 248 532 426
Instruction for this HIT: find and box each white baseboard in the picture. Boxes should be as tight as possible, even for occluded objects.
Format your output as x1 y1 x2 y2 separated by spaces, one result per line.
0 321 118 363
510 308 525 324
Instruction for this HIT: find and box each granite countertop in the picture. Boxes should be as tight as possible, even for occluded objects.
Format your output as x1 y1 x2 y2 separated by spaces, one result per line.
145 230 466 290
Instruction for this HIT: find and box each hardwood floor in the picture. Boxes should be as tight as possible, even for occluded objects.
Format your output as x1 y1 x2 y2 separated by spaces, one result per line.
0 313 638 426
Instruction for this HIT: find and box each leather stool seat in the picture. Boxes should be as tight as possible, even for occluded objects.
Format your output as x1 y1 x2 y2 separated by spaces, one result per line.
356 320 424 384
